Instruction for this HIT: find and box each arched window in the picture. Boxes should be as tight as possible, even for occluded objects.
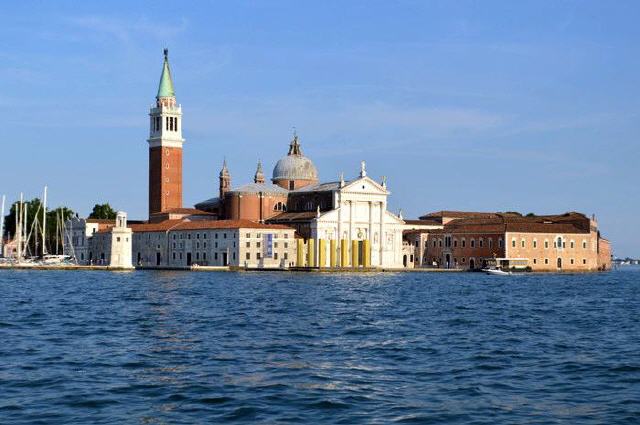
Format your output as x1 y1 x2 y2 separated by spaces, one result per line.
273 202 287 212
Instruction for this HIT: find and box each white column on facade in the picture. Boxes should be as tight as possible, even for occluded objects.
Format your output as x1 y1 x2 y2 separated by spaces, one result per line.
379 201 384 266
337 192 342 241
349 200 353 241
368 201 373 242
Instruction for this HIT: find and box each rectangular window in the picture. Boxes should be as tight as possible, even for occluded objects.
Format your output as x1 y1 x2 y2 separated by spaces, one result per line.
521 240 525 248
246 242 250 248
512 240 516 248
257 253 261 260
215 233 219 239
545 241 549 249
173 252 176 260
533 240 537 248
274 253 278 260
570 241 574 249
246 233 250 238
246 252 250 260
215 252 218 260
224 233 227 239
499 239 503 248
545 258 549 264
284 242 288 249
583 241 587 249
257 242 261 248
284 253 288 260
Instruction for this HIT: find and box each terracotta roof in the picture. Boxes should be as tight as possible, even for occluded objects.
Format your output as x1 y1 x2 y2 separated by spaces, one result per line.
130 219 293 233
86 218 115 224
428 212 592 235
267 211 318 222
404 219 442 226
157 208 213 215
418 211 504 220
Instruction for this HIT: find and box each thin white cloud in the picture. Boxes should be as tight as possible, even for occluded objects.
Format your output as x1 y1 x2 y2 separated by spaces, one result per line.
66 15 188 44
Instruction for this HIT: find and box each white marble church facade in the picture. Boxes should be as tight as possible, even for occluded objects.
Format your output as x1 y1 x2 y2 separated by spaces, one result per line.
310 166 405 268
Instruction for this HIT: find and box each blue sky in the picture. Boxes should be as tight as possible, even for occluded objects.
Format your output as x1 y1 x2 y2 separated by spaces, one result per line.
1 1 638 256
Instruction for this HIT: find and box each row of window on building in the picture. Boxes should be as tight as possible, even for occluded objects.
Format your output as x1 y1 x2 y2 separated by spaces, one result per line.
511 237 588 250
431 256 590 267
430 236 589 250
434 236 503 249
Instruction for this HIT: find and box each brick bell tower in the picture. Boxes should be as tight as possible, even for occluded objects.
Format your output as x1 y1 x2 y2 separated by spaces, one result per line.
148 49 184 218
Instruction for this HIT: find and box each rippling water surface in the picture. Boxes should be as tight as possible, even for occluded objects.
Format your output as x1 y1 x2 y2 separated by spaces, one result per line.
1 267 639 424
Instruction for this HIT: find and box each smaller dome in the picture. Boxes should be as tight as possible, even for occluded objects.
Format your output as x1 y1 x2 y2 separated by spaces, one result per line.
273 155 318 181
272 134 318 182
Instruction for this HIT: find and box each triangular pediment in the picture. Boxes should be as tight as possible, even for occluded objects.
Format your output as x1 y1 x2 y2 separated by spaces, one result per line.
342 176 389 195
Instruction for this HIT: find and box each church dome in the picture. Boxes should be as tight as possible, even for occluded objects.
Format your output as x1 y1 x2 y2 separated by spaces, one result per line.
272 134 318 182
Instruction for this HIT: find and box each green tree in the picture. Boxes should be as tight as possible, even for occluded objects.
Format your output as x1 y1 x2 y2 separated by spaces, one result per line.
88 203 117 220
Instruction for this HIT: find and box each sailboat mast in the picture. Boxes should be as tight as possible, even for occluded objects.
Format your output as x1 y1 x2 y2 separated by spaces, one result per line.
42 186 47 257
23 202 28 257
17 193 23 261
55 209 60 255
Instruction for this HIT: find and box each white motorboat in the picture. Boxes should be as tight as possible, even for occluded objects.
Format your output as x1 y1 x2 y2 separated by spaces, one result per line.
484 268 512 276
41 254 71 265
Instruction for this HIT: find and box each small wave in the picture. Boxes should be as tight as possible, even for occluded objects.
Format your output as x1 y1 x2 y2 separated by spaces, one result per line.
199 396 233 405
308 400 350 410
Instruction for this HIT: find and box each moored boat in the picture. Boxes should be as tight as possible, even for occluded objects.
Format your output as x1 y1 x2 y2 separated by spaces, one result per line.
483 268 512 276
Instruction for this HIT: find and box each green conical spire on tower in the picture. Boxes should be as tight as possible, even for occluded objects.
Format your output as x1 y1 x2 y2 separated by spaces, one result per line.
157 48 175 98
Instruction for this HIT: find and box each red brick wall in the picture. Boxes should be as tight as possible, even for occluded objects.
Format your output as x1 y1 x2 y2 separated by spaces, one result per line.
273 178 317 190
506 231 600 271
425 232 505 269
598 238 612 271
149 146 182 217
225 192 289 222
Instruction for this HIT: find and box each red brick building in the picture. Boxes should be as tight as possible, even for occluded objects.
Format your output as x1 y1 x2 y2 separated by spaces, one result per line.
406 211 612 272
